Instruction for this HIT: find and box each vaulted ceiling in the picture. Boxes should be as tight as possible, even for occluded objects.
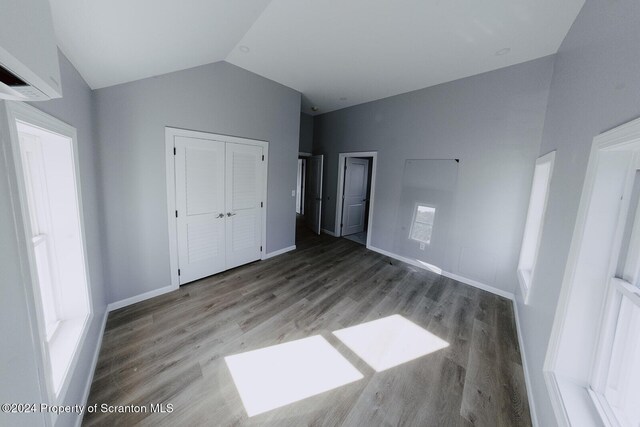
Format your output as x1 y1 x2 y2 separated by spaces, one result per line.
49 0 585 115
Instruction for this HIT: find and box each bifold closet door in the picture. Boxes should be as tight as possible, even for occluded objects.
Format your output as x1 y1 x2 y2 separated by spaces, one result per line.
225 143 263 269
175 136 226 284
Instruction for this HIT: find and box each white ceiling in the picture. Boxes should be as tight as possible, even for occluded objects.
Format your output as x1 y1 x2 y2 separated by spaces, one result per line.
49 0 585 114
49 0 273 89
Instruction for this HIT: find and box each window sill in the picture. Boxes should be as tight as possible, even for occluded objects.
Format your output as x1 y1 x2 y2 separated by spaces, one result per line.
48 314 91 402
548 373 604 427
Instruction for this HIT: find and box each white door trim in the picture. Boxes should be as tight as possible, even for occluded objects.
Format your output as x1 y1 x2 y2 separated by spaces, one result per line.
165 127 268 289
334 151 378 249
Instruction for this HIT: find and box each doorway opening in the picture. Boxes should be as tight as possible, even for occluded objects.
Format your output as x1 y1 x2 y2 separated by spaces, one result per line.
296 153 310 216
335 152 377 247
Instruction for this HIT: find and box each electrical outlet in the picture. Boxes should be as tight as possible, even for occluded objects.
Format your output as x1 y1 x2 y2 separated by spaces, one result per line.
292 190 296 197
420 243 426 250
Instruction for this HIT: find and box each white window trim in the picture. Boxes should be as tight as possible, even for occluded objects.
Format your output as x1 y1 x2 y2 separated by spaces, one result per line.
5 101 93 424
517 150 555 304
589 279 640 426
409 202 436 245
544 116 640 427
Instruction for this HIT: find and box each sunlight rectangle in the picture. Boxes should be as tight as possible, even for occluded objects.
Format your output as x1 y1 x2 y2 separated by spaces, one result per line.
333 314 448 372
224 335 363 417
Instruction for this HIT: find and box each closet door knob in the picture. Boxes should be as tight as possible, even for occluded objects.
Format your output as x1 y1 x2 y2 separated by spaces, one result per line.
227 212 236 217
217 213 224 218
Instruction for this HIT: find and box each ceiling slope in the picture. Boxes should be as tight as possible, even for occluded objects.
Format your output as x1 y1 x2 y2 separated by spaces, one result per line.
49 0 584 113
49 0 272 89
226 0 584 114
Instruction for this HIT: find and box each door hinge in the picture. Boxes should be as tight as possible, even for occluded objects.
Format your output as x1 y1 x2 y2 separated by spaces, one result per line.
261 201 263 207
178 269 181 276
173 147 176 155
260 245 263 252
262 155 264 161
340 223 343 227
175 210 178 218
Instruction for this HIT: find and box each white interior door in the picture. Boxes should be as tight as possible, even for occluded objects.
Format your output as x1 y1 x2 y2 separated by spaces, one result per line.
305 155 323 234
175 136 226 284
225 142 263 269
341 158 369 236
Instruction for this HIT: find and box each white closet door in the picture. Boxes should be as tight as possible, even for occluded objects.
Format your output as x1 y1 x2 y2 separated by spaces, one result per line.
225 143 263 269
175 136 226 284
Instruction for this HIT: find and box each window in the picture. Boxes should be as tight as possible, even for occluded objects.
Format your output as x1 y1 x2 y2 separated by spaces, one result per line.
20 132 63 341
7 102 92 409
544 117 640 427
410 204 435 245
517 151 555 303
590 168 640 427
592 284 640 427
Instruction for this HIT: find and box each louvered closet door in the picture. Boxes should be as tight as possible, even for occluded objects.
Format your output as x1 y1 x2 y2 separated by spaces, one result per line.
225 143 263 269
175 136 226 284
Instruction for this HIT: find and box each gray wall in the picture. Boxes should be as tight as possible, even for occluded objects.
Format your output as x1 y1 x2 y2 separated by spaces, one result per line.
516 0 640 425
95 61 301 303
313 56 555 294
0 52 107 426
299 112 314 153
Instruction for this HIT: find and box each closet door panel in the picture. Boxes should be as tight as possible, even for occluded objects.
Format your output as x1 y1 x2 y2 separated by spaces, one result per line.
175 136 226 284
225 143 263 269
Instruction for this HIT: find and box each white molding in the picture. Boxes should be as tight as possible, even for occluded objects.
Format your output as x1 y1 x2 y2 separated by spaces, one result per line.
264 245 296 259
367 245 514 300
442 270 514 300
165 128 180 290
4 101 94 415
543 115 640 427
512 300 539 427
517 150 556 305
544 371 571 427
165 127 268 288
594 115 640 152
75 309 108 427
321 228 336 237
334 152 378 249
107 285 176 312
299 151 312 157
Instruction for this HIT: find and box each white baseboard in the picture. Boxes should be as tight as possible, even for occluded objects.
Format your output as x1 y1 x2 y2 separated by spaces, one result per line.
321 228 337 237
441 270 514 300
107 284 177 312
512 300 539 427
264 245 296 259
367 245 514 300
75 309 108 427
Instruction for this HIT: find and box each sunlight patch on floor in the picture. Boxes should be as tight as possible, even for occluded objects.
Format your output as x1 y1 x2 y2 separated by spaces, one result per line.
225 335 363 417
333 314 448 372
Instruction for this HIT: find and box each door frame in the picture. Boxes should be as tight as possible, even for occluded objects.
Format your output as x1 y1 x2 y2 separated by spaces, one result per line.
165 127 268 288
334 151 377 248
297 152 310 215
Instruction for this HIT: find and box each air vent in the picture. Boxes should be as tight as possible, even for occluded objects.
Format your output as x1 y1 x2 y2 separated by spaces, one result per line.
0 64 28 87
0 63 48 101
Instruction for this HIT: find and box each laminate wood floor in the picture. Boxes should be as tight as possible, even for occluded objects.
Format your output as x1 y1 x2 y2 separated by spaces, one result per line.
83 222 531 426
